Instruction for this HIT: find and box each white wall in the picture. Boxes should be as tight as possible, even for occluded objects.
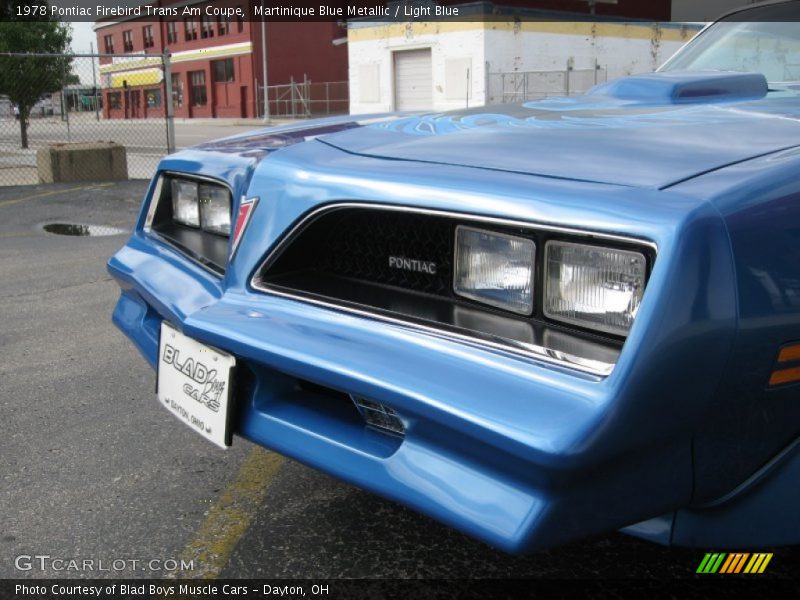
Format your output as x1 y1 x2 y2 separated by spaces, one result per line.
348 21 700 114
348 23 486 114
484 22 697 82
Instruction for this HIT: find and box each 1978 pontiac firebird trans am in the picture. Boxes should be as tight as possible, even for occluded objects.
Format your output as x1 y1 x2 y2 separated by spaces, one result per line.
109 2 800 552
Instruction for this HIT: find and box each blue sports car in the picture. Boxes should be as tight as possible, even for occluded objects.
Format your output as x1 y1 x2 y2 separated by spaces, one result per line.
109 2 800 552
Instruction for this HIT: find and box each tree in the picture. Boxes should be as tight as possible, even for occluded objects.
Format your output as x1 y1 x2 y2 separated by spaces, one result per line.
0 1 73 149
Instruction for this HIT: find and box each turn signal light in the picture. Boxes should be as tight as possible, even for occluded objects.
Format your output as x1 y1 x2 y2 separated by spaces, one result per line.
777 345 800 364
769 343 800 387
770 367 800 387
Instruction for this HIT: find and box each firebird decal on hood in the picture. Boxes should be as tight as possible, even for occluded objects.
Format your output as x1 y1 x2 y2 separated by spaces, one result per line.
370 99 800 136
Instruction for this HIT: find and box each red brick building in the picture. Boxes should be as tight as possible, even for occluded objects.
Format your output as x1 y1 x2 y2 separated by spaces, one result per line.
95 1 348 119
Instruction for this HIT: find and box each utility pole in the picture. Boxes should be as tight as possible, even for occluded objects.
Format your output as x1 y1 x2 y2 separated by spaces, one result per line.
163 49 175 153
90 42 100 121
261 18 270 124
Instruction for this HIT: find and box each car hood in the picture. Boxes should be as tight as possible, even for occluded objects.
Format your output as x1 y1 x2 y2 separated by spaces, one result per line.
318 71 800 189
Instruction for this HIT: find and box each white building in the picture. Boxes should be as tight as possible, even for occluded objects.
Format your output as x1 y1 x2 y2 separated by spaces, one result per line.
348 20 702 114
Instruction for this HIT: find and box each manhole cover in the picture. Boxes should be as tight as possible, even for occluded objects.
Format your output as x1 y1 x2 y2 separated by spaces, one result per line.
42 223 127 237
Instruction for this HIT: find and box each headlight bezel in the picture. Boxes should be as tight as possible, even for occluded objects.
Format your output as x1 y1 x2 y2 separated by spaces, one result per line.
198 183 233 236
453 225 536 316
449 225 653 340
143 171 235 276
543 240 648 337
171 179 201 228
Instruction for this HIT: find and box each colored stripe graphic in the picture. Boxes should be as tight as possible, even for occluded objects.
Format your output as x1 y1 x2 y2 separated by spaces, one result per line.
720 552 750 574
697 553 773 574
696 553 713 573
718 554 734 574
697 553 726 574
719 554 736 574
754 553 773 574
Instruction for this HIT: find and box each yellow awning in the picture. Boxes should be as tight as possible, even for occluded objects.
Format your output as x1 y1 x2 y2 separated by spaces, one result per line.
109 69 163 89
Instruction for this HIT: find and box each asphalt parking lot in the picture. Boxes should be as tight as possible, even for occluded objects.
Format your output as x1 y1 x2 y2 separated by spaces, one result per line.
1 181 798 586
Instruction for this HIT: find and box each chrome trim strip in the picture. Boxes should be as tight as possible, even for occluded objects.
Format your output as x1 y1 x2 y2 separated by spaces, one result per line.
250 202 654 378
143 174 164 232
256 285 615 377
254 202 658 264
656 22 712 73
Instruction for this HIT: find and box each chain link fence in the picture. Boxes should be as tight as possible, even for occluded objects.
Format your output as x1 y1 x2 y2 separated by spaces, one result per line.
258 77 349 119
487 63 608 104
0 52 350 186
1 53 609 186
0 52 172 186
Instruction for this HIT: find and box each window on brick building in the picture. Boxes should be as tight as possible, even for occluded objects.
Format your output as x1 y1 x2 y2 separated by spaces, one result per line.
184 18 198 41
166 21 178 44
171 73 184 107
103 34 114 53
190 70 207 106
201 15 214 39
123 30 133 52
146 89 162 108
108 92 121 109
212 58 235 83
217 16 229 36
142 25 154 49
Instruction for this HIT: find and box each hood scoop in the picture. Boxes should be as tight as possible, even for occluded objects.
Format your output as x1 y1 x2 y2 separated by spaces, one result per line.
588 70 768 104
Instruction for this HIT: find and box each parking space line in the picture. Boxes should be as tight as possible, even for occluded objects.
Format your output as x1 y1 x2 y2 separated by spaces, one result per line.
173 447 285 579
0 183 113 208
0 231 35 238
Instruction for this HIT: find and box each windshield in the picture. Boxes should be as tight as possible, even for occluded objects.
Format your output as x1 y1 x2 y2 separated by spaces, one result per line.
662 4 800 83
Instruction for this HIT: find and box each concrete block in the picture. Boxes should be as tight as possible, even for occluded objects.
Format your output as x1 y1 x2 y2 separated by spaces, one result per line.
37 142 128 183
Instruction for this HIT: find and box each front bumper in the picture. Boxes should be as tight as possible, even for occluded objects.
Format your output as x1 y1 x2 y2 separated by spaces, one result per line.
109 197 735 552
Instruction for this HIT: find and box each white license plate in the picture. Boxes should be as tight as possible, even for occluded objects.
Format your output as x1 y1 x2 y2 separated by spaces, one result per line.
157 321 236 448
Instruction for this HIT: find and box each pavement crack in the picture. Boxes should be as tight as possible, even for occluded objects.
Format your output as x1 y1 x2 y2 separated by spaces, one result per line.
0 277 114 299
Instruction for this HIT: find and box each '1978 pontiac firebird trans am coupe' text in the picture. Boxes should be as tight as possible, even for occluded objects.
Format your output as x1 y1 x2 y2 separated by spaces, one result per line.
109 2 800 552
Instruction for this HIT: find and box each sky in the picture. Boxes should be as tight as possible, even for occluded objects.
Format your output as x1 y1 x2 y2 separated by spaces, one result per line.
69 21 97 53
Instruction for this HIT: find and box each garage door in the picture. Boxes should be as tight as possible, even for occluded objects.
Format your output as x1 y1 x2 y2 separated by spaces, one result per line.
393 49 433 111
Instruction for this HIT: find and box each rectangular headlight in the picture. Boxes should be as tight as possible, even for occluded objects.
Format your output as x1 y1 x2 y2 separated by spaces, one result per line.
454 226 535 315
199 184 231 235
544 241 646 336
171 179 199 227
